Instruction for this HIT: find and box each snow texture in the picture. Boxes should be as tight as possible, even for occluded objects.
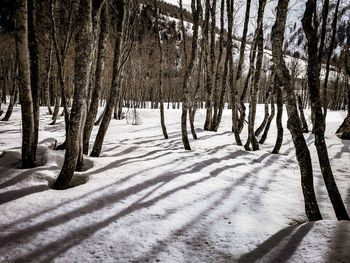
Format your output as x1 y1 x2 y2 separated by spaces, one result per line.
0 105 350 262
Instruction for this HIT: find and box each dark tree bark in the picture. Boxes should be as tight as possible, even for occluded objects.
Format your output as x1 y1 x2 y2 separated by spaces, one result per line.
15 0 36 168
272 0 322 221
244 0 266 151
45 40 53 115
2 77 19 121
49 0 76 134
90 0 125 157
235 0 251 139
210 0 225 131
255 88 270 137
259 93 275 144
302 0 349 220
202 0 212 131
180 0 201 150
297 94 308 133
213 0 230 132
336 50 350 138
53 0 98 189
272 82 283 154
154 0 168 140
83 3 108 155
323 0 340 122
28 0 40 162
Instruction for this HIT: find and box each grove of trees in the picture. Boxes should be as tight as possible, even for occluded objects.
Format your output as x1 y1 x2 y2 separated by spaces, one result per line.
0 0 349 221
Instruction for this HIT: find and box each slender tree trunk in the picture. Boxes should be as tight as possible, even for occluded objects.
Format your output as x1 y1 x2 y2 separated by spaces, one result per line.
2 84 19 121
210 0 225 131
297 94 308 132
272 0 322 221
28 0 40 161
15 0 36 168
323 0 340 123
45 40 53 115
53 0 97 189
90 0 124 157
83 3 108 155
303 0 349 220
259 94 275 144
255 90 270 137
234 0 251 138
180 0 201 150
245 0 266 151
272 83 283 154
154 0 168 139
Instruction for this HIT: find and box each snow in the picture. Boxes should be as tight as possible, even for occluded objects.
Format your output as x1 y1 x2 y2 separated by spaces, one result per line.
0 105 350 262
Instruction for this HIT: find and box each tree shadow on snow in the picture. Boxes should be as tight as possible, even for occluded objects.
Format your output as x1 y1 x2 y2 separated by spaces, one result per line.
2 153 248 262
0 185 48 205
238 223 314 263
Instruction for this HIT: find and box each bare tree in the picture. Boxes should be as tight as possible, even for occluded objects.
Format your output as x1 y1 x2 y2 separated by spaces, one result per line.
180 0 201 150
271 0 322 221
154 0 169 139
15 0 36 168
302 0 349 220
90 0 125 157
244 0 266 151
53 0 103 189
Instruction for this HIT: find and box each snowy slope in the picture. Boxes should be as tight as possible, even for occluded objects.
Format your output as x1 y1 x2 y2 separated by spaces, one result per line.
0 105 350 262
163 0 350 60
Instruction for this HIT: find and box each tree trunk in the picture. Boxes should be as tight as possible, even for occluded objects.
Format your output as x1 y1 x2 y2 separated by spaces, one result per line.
323 0 340 123
210 0 225 131
272 83 283 154
15 0 36 168
90 0 124 157
272 0 322 221
255 89 270 137
302 0 349 220
83 3 108 155
154 0 168 140
244 0 266 151
2 78 19 121
45 40 53 115
297 94 308 132
28 0 40 162
233 0 251 139
259 94 275 144
180 0 201 150
53 0 96 189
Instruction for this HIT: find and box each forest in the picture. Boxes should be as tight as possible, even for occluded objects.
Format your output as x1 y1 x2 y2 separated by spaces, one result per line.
0 0 350 262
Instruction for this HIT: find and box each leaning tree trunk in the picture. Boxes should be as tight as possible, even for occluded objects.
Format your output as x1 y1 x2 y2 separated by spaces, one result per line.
90 0 124 157
255 89 270 137
53 0 96 190
323 0 340 123
336 50 350 138
180 0 201 150
272 82 283 154
297 94 308 133
244 0 266 151
2 81 19 121
210 0 225 131
15 0 36 168
259 93 275 144
83 3 108 155
154 0 168 139
272 0 322 221
45 40 53 115
233 0 251 140
302 0 349 220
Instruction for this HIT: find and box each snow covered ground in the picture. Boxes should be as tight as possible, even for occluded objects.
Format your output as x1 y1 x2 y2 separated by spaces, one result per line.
0 105 349 262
